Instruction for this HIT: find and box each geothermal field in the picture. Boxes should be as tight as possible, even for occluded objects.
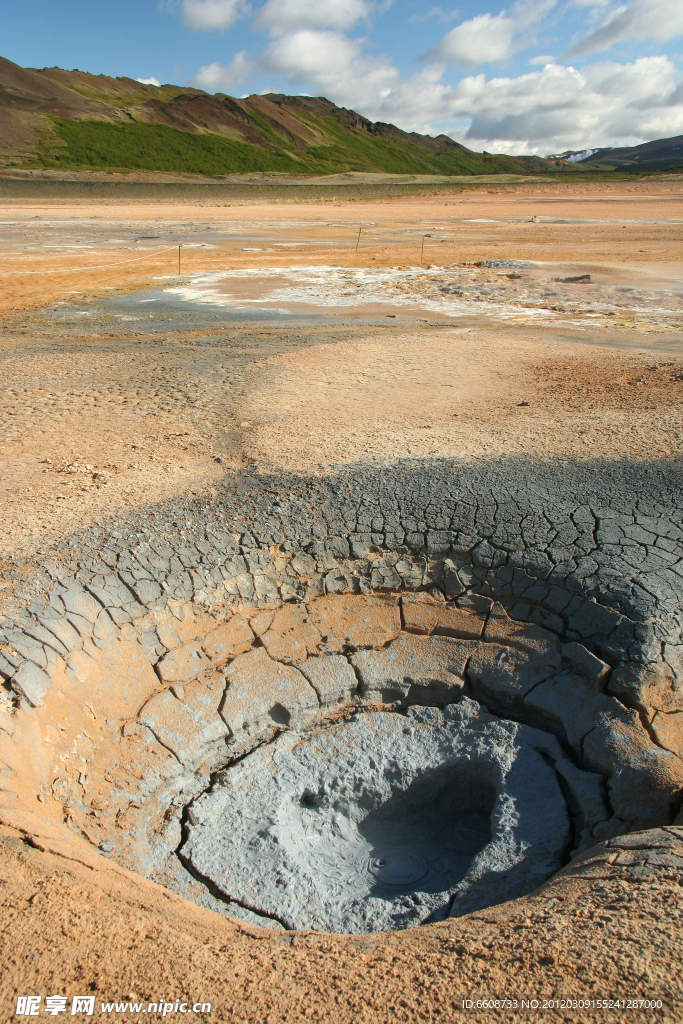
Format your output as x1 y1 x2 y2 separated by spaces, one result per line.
1 174 683 1020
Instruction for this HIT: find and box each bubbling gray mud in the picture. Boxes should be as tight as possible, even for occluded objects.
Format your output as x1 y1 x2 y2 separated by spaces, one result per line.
181 700 573 933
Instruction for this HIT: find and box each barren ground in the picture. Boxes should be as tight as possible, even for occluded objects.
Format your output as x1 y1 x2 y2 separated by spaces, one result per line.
0 177 682 1021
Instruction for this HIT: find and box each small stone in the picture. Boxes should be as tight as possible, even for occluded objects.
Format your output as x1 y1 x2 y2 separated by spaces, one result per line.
324 569 347 594
562 642 611 686
249 610 275 637
290 552 317 576
441 560 466 599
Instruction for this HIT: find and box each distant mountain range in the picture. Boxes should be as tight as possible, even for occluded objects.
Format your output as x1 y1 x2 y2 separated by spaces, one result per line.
2 56 682 179
549 135 683 171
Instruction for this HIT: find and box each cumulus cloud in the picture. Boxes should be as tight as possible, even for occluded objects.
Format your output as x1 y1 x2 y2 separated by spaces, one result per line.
262 30 374 85
192 51 255 90
427 13 516 66
425 0 558 67
568 0 683 55
255 0 372 35
256 29 683 153
451 56 683 153
136 76 161 86
182 0 250 31
363 54 683 151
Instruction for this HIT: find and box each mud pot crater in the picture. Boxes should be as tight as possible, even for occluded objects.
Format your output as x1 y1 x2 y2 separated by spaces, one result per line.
1 462 683 933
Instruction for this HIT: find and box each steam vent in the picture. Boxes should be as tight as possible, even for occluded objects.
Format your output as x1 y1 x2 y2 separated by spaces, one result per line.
2 459 682 939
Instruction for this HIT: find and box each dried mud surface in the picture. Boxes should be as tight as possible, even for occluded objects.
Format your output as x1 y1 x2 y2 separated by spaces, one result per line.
1 179 682 1022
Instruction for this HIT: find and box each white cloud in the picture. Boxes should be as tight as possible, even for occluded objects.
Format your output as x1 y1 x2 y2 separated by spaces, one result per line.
450 56 683 153
529 54 555 64
428 12 516 66
255 0 372 35
261 29 395 103
425 0 558 67
192 51 255 90
136 76 161 86
263 30 367 82
408 6 456 24
182 0 250 31
568 0 683 55
252 27 451 131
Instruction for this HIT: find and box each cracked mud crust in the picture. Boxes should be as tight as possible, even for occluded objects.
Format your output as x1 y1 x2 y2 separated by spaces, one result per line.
1 180 683 1021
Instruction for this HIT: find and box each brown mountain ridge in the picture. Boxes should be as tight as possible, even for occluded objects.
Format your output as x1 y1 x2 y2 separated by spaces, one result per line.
0 55 546 176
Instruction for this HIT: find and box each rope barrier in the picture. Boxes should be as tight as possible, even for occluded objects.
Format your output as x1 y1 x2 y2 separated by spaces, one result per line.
0 246 179 276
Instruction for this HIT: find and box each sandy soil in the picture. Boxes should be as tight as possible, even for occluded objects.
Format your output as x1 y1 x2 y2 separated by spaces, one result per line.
240 327 683 470
0 331 232 552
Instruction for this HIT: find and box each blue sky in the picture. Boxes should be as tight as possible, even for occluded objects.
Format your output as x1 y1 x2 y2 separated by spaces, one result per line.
3 0 683 154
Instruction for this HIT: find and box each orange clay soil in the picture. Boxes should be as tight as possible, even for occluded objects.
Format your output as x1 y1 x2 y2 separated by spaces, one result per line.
238 328 683 472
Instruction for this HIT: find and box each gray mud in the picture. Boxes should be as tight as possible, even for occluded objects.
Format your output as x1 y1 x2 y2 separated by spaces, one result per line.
181 701 572 933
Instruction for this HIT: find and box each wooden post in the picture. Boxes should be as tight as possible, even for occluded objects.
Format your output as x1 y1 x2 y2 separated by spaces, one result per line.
356 228 361 251
178 245 181 275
